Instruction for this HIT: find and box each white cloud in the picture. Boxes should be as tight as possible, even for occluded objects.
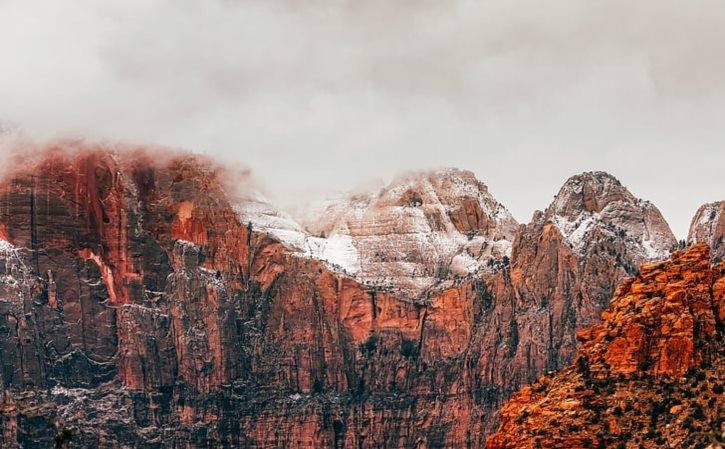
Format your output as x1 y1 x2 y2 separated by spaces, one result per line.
1 0 724 237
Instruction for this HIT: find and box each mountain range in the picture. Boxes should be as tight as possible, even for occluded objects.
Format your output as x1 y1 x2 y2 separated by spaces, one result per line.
0 140 722 448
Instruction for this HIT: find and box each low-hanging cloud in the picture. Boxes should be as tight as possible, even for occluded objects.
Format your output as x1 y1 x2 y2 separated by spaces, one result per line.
1 0 724 237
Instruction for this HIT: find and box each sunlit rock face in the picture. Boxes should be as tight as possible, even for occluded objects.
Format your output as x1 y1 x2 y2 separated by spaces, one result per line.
0 142 681 448
487 243 724 449
688 200 725 262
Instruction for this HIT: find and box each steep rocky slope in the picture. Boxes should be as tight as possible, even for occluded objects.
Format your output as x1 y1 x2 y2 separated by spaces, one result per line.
0 143 507 448
482 171 677 389
689 201 725 263
0 142 679 448
487 243 725 449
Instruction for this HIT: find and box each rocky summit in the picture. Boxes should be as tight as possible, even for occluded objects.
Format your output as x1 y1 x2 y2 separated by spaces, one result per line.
0 142 720 448
487 243 725 449
299 168 520 295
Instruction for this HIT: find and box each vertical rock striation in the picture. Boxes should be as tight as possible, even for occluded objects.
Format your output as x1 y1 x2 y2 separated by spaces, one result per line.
0 143 680 447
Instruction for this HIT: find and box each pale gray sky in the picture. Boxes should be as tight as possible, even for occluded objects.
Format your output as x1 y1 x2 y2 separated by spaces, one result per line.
1 0 724 237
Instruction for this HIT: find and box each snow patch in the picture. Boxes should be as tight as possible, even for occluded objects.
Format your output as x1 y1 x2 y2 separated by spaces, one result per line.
233 193 361 275
552 213 599 254
640 238 663 261
303 232 360 275
0 239 14 252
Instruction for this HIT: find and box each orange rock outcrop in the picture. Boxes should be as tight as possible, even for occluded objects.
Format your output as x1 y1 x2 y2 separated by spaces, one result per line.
487 243 725 449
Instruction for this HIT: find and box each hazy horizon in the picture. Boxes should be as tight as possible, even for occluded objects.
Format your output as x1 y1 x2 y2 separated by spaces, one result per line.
2 0 724 237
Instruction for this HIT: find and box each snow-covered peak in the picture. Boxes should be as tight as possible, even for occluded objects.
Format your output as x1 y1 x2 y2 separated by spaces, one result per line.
384 167 486 199
549 171 625 218
546 171 676 264
298 168 519 294
234 190 305 235
382 168 494 205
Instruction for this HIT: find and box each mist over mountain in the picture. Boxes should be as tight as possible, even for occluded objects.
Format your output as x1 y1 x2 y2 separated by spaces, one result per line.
0 141 721 448
1 1 724 447
2 1 725 237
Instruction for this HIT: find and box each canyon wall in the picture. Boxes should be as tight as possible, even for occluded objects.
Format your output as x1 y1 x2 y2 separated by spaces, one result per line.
487 244 724 449
0 143 695 448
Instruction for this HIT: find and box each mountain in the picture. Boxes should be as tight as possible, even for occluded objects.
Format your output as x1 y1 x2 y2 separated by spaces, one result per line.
546 172 676 265
689 201 725 263
0 142 681 448
486 243 724 449
301 168 519 294
478 171 677 392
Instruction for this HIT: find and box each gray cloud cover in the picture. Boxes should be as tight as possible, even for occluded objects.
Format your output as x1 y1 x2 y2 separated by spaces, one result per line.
1 0 724 236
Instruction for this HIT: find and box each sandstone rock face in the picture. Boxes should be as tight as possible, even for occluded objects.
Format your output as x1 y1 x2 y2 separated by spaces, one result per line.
0 143 681 448
301 168 519 294
689 201 725 262
481 172 677 390
487 243 725 449
0 145 500 448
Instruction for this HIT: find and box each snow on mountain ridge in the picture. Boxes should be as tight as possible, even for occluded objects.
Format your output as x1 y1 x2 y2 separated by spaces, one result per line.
232 169 677 291
547 171 677 264
689 201 723 235
294 168 520 294
232 192 361 274
231 168 520 293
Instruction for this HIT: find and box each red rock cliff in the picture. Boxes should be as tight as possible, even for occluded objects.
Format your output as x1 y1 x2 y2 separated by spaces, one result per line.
0 142 681 448
487 243 725 449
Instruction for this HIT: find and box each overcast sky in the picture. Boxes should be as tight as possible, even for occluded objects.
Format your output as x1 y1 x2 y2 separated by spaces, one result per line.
1 0 724 237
